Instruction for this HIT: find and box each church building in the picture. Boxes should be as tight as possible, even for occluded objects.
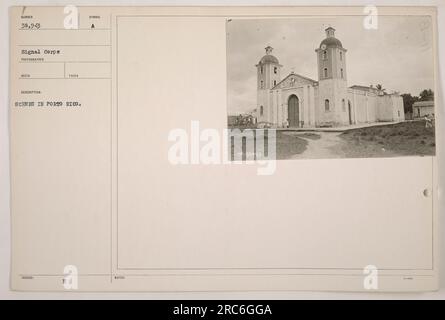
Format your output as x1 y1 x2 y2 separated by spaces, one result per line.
256 27 405 128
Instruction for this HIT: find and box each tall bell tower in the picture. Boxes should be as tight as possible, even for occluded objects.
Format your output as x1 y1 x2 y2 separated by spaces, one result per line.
316 27 349 125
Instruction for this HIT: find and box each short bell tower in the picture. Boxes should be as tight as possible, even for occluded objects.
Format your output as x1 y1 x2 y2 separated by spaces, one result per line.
256 46 281 124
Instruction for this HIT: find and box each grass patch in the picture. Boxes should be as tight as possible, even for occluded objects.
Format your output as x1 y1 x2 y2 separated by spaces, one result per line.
340 121 435 157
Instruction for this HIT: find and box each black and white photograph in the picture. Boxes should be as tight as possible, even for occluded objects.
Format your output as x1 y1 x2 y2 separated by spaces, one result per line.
227 16 436 159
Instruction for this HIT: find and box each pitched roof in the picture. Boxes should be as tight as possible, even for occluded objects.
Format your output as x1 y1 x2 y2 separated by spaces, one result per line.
350 85 376 91
413 100 434 107
272 72 317 90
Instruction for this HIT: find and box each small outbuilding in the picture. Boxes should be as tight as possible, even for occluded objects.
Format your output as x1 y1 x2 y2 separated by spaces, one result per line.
413 100 434 118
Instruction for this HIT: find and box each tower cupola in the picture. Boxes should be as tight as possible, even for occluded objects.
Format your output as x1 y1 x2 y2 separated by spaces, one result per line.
319 27 343 49
256 46 282 90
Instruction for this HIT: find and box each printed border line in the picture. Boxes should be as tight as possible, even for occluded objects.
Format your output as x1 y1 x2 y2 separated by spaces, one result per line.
110 12 113 284
20 273 435 278
114 14 435 273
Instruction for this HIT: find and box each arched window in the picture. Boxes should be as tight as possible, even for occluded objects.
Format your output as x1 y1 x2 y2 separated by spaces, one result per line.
341 68 344 79
273 80 276 86
260 105 264 116
323 68 328 78
322 51 327 60
342 99 346 111
340 51 342 60
274 66 277 74
260 80 264 89
260 66 263 74
325 99 330 111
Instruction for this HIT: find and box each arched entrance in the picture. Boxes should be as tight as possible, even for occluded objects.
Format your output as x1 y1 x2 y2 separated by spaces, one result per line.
348 100 353 125
287 95 300 128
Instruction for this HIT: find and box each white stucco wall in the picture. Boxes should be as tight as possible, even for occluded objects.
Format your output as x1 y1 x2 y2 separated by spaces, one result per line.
413 105 434 118
258 82 405 128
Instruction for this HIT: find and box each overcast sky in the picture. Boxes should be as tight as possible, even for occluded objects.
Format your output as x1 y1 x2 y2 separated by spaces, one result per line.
227 16 434 114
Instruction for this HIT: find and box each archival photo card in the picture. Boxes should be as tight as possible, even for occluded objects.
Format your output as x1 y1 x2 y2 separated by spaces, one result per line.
8 6 439 293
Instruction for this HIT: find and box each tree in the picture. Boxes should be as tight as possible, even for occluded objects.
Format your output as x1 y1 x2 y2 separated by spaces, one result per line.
401 93 419 114
374 84 387 94
419 89 434 101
